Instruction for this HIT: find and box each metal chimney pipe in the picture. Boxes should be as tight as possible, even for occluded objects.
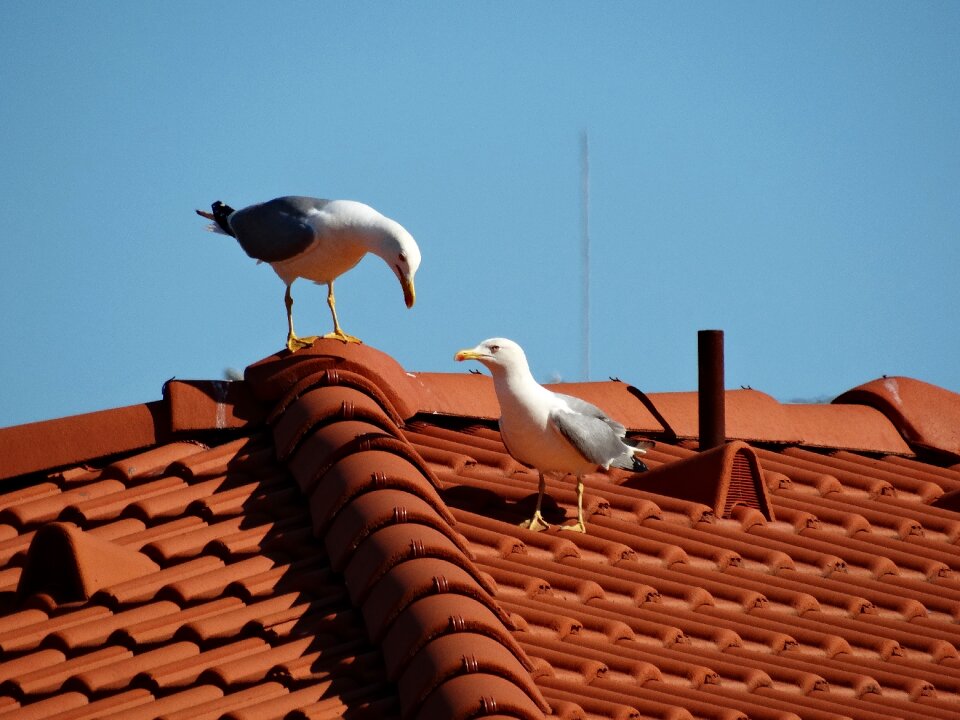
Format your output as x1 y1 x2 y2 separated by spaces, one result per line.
698 330 725 450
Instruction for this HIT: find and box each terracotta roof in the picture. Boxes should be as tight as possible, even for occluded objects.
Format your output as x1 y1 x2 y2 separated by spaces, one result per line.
1 340 960 720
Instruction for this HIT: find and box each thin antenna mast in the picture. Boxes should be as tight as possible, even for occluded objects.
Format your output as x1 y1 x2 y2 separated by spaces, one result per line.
580 130 591 381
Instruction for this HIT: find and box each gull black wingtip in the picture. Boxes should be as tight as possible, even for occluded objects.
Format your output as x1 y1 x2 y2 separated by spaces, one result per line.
210 201 236 236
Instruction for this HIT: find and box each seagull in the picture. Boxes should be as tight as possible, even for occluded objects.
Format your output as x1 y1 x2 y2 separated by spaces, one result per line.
455 338 651 533
197 196 420 351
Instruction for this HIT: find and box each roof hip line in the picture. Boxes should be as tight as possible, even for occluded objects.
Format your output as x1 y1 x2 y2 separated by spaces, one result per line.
245 340 550 720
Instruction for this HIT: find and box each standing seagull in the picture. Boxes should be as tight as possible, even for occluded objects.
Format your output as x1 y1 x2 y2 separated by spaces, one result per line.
197 196 420 351
455 338 651 533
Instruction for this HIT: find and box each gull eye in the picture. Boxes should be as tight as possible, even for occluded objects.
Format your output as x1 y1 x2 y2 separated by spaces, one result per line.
489 345 500 353
399 252 407 263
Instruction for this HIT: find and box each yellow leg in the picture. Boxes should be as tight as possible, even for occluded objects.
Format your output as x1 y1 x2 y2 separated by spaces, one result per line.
321 282 362 344
560 475 587 533
285 284 319 352
519 472 550 532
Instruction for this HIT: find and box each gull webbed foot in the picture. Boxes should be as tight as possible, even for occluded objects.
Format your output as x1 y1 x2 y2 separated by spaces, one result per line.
559 519 587 533
519 511 550 532
286 334 320 352
322 330 363 344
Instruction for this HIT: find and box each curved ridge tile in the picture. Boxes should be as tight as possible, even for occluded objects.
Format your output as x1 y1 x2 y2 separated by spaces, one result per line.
361 557 509 640
244 340 418 418
835 376 960 459
306 450 452 536
258 349 547 720
273 367 411 428
343 524 494 604
414 673 547 720
398 632 548 717
325 490 465 571
294 432 440 501
381 594 532 679
286 422 392 490
273 385 400 461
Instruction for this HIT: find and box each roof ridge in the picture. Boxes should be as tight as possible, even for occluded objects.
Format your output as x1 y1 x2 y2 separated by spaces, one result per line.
835 376 960 460
246 342 550 719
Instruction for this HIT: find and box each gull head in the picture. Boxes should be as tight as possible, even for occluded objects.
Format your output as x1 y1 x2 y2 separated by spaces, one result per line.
384 225 421 309
454 337 528 374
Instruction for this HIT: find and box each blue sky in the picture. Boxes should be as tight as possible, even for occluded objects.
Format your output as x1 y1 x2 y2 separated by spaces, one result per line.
2 2 959 427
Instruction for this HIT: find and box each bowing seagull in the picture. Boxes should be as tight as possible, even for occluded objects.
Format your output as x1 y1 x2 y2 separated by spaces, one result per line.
455 338 651 533
197 196 420 351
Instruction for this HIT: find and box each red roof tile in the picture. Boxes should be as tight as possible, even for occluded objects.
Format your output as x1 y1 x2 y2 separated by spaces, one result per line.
835 376 960 459
1 339 959 719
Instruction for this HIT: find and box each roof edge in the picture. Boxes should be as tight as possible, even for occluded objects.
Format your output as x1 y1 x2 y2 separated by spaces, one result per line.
0 401 167 482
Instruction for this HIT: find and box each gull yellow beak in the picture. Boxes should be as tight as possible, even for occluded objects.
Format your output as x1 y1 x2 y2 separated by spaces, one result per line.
402 277 416 308
454 348 483 362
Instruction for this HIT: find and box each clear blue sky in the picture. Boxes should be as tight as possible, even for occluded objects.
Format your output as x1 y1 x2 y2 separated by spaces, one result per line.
2 2 959 427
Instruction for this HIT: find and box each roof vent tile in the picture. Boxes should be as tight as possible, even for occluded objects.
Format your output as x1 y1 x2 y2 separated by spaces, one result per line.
17 523 160 604
622 441 773 521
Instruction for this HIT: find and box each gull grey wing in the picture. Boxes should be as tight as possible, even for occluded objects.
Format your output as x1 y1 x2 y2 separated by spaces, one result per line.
555 393 627 437
227 196 325 263
550 408 627 467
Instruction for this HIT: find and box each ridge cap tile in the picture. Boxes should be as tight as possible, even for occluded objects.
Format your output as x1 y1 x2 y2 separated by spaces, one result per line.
361 556 509 641
835 376 960 458
262 358 539 717
244 339 418 418
272 368 409 429
303 450 453 537
397 631 547 712
413 672 547 720
644 388 914 454
324 488 459 572
342 523 494 605
272 386 400 461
